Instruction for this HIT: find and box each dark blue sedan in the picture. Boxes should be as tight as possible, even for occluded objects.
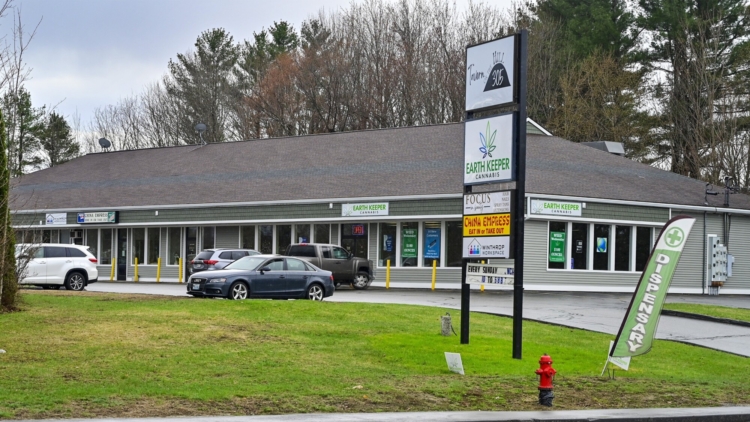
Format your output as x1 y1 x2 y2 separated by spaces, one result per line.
187 255 335 300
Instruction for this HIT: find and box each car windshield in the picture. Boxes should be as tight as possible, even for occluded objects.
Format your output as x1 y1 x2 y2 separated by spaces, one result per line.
224 256 267 271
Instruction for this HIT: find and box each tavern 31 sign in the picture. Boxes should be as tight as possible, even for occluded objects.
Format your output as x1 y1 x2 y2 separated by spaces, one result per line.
465 35 517 112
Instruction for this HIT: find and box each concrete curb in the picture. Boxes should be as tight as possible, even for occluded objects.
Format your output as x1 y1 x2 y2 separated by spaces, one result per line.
662 309 750 328
10 407 750 422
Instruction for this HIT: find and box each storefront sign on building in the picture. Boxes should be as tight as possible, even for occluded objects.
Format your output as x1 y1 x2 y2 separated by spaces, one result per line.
45 213 67 225
463 191 511 215
466 262 514 285
77 212 118 224
464 114 514 185
531 200 582 217
465 35 516 112
342 202 389 217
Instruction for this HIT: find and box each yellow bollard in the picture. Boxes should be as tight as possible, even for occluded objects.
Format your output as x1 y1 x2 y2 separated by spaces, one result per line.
134 257 139 282
386 259 391 289
480 260 485 292
110 257 115 281
178 258 183 283
431 260 437 290
156 257 161 283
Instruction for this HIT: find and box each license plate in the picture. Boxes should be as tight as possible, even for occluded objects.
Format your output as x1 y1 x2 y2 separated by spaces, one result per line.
192 283 201 291
195 265 204 269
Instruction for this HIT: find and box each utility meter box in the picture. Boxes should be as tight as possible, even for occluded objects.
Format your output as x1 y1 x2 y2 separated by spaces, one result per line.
706 235 728 293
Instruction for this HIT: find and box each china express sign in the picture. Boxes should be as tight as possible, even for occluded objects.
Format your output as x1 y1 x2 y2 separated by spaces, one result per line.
463 213 511 236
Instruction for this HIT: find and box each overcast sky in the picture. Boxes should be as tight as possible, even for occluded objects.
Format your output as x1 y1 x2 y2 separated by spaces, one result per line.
10 0 510 128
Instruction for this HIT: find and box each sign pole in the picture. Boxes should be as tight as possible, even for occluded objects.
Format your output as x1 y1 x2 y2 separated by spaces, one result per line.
512 29 528 360
461 185 472 345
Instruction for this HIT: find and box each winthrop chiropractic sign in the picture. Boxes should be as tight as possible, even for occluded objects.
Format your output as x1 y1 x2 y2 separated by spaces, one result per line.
610 215 695 358
464 114 514 185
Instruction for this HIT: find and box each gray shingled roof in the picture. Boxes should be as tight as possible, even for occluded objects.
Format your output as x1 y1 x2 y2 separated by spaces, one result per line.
11 123 750 211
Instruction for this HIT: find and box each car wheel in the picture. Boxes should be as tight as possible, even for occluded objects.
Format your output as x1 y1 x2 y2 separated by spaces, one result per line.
352 272 371 290
64 272 86 291
228 282 248 300
307 283 324 301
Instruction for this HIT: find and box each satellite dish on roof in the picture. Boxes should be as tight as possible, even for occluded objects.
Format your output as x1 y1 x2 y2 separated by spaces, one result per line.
98 137 111 152
195 123 207 145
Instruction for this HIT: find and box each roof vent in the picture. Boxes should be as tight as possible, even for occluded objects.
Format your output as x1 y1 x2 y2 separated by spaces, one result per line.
581 141 625 156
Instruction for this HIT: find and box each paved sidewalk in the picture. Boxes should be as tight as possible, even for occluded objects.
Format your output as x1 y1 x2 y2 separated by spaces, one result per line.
9 406 750 422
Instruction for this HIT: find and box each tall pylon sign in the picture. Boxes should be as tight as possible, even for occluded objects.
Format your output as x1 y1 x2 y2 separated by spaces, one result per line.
461 31 528 360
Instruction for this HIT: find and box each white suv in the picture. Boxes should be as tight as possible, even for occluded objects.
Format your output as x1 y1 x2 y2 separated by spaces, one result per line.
16 243 99 291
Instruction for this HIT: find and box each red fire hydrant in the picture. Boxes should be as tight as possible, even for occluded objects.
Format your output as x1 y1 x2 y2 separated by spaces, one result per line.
535 354 556 406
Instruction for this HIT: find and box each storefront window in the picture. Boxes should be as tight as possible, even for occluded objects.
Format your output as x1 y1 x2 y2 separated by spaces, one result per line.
43 230 52 243
100 229 112 265
594 224 610 270
379 223 397 266
401 222 418 266
202 227 215 250
314 224 330 243
132 228 145 265
548 222 566 269
423 221 441 267
86 230 98 258
614 225 631 271
276 224 292 254
446 221 463 267
295 224 310 243
241 226 255 250
147 228 160 264
260 225 273 254
571 223 588 270
635 227 652 271
167 227 180 266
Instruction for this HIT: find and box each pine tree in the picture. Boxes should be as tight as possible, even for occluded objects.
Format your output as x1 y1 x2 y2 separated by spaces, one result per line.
39 112 80 168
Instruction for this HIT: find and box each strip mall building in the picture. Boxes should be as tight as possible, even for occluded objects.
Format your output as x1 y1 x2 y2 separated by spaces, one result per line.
11 121 750 294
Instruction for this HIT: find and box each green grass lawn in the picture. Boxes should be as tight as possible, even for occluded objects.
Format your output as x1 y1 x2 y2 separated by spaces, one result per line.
1 291 748 419
664 303 750 323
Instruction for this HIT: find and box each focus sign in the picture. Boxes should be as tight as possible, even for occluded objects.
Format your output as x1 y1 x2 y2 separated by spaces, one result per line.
464 191 511 215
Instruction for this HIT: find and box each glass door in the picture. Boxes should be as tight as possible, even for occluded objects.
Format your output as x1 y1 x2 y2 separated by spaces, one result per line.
184 227 198 282
117 228 127 281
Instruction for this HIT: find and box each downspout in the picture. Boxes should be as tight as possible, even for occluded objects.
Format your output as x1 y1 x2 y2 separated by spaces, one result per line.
702 211 706 295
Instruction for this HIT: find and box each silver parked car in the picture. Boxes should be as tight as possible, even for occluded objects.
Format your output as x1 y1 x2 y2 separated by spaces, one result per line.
190 248 260 274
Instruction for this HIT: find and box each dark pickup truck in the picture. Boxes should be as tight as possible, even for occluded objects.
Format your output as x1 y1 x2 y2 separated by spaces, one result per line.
284 243 375 290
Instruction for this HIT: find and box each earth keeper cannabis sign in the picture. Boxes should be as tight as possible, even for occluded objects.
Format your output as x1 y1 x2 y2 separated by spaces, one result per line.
464 113 514 185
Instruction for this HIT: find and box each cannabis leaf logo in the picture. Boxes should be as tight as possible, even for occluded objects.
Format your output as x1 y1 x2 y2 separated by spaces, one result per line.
479 121 497 159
